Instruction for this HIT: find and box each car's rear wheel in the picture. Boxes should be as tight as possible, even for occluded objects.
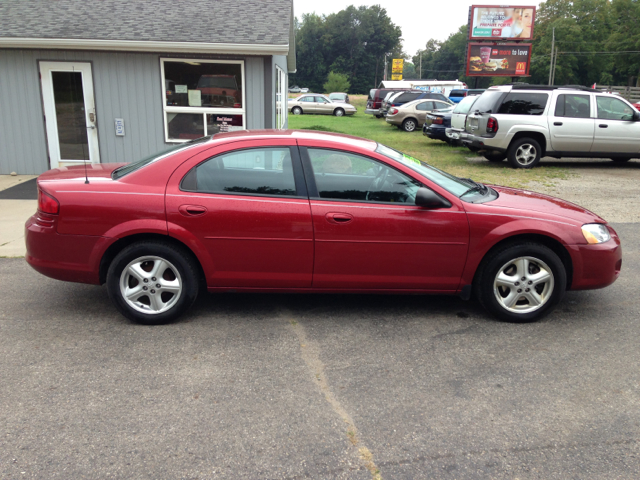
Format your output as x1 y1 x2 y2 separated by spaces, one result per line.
334 108 345 117
508 137 542 168
402 118 417 132
292 107 302 115
475 243 566 323
611 157 631 162
467 146 480 152
375 114 382 118
107 241 200 325
483 152 506 162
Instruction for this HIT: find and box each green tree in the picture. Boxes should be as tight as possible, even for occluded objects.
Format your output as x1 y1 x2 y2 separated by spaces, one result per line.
323 71 351 92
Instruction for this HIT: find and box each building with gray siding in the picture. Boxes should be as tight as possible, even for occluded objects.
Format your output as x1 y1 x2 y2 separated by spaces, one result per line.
0 0 295 174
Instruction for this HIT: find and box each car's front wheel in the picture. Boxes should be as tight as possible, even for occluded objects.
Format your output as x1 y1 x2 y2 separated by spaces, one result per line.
334 108 345 117
508 137 542 168
292 107 302 115
107 241 200 325
475 243 566 323
402 118 417 132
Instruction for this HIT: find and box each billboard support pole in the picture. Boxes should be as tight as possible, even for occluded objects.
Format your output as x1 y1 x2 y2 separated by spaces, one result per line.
548 27 555 85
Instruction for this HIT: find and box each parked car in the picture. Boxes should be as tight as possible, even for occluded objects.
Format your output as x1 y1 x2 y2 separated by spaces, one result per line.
329 92 350 103
380 90 452 117
448 89 486 104
423 108 455 142
288 94 357 116
26 130 621 325
300 87 309 93
446 95 480 145
366 88 411 117
385 99 454 132
462 84 640 168
288 85 301 93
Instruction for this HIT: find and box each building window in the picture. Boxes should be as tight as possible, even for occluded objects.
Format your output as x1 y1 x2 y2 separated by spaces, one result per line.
275 66 287 129
161 58 245 142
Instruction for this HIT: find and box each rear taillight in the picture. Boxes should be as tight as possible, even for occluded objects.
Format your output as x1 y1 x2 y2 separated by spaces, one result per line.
432 117 444 125
463 92 468 97
390 108 398 115
38 189 59 214
486 117 499 134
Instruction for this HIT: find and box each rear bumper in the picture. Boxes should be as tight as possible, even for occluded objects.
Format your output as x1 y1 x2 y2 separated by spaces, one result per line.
423 125 448 140
25 213 107 285
385 116 402 126
446 128 469 142
567 229 622 290
365 108 380 115
462 134 506 153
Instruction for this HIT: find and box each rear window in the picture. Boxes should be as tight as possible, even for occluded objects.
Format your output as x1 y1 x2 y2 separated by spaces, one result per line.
427 93 450 103
453 96 478 114
498 92 549 115
470 91 507 114
450 90 467 97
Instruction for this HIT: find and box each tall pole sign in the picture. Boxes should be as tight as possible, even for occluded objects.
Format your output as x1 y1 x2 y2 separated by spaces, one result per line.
392 58 404 81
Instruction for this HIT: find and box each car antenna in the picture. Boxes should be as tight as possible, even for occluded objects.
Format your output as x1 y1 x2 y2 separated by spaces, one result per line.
72 66 90 184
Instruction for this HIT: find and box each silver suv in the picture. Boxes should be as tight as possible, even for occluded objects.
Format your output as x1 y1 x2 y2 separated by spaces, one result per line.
462 85 640 168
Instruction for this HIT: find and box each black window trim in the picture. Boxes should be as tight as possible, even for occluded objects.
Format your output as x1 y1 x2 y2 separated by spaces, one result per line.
298 146 429 206
180 145 308 199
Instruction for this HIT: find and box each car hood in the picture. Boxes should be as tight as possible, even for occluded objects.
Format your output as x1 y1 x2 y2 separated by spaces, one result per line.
485 185 606 224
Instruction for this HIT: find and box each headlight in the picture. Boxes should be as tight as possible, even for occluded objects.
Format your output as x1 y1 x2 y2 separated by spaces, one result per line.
581 224 611 244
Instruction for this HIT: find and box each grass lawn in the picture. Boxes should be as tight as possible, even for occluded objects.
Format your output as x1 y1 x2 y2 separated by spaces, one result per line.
288 94 569 189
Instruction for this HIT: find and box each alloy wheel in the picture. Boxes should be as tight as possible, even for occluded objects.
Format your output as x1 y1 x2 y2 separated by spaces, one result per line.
493 256 554 314
119 256 183 315
515 144 537 166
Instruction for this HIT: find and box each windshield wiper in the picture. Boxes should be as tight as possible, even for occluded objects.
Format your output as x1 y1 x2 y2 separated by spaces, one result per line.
459 178 488 196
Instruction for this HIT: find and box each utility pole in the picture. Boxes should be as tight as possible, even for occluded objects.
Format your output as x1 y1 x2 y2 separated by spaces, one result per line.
384 54 387 81
548 27 555 85
419 51 422 79
551 46 558 85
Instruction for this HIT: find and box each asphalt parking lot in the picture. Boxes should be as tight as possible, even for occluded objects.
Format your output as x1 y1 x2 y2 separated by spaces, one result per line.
1 223 638 479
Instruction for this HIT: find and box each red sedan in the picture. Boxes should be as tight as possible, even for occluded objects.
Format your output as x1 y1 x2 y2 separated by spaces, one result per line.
26 130 621 325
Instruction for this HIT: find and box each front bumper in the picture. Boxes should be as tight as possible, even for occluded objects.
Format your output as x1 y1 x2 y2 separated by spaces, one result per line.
567 226 622 290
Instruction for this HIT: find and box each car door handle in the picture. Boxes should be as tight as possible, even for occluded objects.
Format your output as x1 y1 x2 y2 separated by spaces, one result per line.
178 205 207 216
325 212 353 224
553 122 563 126
599 124 608 128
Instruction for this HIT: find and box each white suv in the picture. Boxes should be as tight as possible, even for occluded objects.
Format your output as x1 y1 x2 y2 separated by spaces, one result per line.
462 85 640 168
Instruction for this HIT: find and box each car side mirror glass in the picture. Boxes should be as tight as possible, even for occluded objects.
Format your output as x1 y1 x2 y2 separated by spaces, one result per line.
415 187 451 208
634 111 640 121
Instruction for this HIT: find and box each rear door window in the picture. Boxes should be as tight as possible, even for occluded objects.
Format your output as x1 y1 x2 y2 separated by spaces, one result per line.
416 101 433 111
498 93 549 115
555 94 591 118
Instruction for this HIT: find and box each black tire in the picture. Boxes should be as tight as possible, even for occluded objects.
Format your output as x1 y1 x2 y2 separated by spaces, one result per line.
292 106 302 115
375 114 382 118
402 118 418 132
474 243 566 323
611 157 631 162
467 146 481 153
334 108 345 117
507 137 542 168
484 152 507 162
106 241 200 325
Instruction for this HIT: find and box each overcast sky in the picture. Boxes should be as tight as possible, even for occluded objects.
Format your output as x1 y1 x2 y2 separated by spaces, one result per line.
293 0 543 58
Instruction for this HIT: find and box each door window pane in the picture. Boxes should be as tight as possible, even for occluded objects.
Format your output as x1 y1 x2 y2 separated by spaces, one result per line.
416 101 432 111
194 147 296 196
308 149 421 203
596 96 635 120
167 113 204 140
164 61 242 108
497 93 548 115
555 94 591 118
300 96 314 103
52 71 89 160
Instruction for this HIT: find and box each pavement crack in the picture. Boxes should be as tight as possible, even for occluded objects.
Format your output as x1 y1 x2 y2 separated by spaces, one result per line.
285 311 382 480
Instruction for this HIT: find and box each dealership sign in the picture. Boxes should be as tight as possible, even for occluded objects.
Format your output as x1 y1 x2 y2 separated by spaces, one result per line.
466 43 531 77
469 5 536 41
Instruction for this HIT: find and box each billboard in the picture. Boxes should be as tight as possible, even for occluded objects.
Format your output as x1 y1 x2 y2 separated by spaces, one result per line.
469 5 536 41
466 43 531 77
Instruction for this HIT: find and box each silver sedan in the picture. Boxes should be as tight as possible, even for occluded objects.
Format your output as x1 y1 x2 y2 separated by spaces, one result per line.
288 94 357 117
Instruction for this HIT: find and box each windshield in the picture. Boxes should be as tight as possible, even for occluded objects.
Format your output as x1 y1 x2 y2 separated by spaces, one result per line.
375 144 471 197
112 136 211 179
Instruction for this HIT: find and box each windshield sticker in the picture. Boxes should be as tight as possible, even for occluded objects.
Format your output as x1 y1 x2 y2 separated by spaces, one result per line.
402 154 422 166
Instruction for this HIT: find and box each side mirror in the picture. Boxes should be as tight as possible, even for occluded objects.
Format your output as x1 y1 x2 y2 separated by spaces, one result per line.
634 111 640 121
415 187 451 208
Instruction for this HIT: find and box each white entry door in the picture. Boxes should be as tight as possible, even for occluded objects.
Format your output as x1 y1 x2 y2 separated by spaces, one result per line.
40 62 100 169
